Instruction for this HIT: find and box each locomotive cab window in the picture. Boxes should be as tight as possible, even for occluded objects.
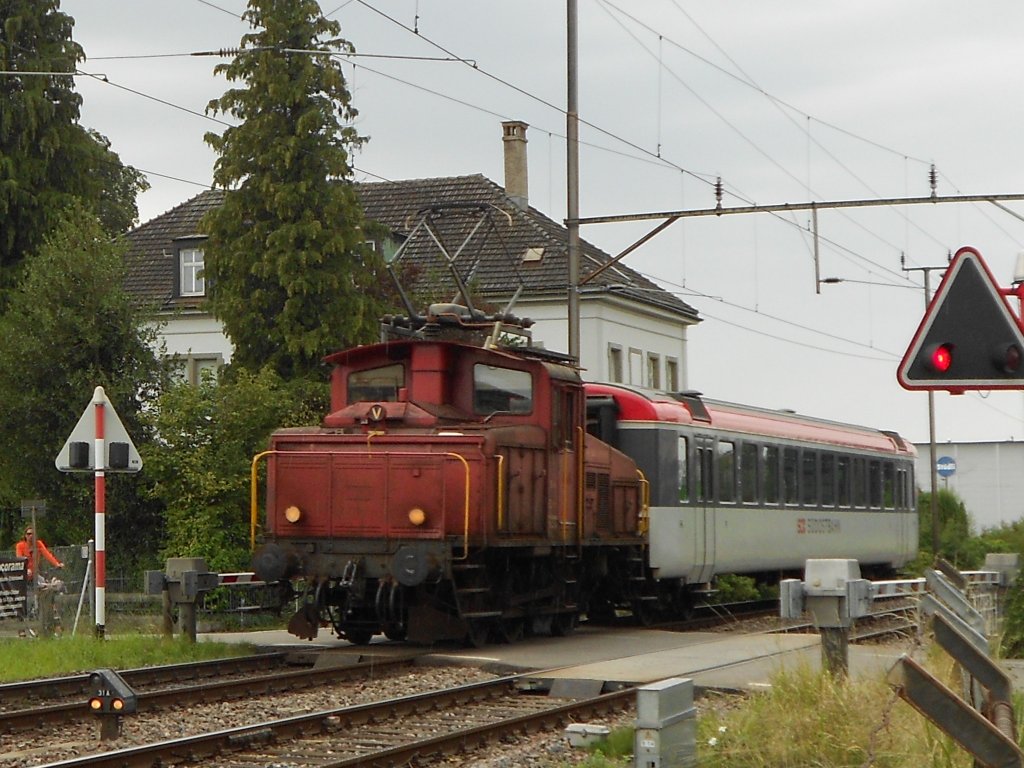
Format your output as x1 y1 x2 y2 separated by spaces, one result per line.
348 363 404 403
473 365 533 415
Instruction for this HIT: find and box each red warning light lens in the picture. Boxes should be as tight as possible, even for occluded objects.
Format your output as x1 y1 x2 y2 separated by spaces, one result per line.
930 344 953 373
1004 344 1022 374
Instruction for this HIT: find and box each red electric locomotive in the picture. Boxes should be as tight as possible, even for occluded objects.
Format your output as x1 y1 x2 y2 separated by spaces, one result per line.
251 307 647 646
252 307 918 646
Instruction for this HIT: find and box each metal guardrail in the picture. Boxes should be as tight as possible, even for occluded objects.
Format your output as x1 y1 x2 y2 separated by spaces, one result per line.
888 561 1022 768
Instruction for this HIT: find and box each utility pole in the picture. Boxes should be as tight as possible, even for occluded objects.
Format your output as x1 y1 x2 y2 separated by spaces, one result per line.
566 0 580 363
903 259 949 555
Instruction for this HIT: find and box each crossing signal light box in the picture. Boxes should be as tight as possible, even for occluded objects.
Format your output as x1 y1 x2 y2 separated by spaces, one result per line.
898 246 1024 392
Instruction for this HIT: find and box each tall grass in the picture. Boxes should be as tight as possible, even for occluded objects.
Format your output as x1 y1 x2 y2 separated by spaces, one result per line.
0 635 255 682
697 660 978 768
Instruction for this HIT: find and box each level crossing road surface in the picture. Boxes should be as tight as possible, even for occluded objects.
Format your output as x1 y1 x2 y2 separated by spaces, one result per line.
200 625 910 692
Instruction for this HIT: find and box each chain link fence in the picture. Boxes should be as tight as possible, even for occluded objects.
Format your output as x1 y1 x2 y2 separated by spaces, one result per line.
1 544 284 636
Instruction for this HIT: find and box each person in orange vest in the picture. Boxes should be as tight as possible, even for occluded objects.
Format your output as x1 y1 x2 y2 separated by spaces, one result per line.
15 526 63 583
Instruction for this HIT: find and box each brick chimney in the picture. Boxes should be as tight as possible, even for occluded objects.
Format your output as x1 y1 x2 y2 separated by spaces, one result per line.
501 120 529 210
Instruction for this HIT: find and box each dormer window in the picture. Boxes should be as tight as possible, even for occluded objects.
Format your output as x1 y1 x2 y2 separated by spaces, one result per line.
522 247 544 263
179 248 205 297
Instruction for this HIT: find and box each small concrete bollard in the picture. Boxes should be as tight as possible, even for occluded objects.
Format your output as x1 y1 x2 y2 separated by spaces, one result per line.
780 559 873 678
145 558 220 642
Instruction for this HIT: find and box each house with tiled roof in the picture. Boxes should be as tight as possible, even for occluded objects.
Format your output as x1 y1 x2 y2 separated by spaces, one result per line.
123 121 700 387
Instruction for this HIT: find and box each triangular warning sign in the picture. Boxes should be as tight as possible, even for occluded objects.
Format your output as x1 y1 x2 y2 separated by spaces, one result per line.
55 386 142 472
898 246 1024 392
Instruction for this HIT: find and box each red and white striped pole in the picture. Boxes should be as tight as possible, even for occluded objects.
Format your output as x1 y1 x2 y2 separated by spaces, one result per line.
93 386 107 638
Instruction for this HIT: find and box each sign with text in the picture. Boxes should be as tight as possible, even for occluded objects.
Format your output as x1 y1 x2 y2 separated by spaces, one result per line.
0 558 28 619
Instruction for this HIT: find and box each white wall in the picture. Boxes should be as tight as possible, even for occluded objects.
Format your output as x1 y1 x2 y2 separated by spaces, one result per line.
154 294 692 390
913 441 1024 530
152 312 233 362
516 294 691 388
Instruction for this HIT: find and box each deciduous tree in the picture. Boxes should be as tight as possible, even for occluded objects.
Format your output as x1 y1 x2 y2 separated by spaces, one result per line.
0 0 147 294
142 369 325 572
0 203 164 563
203 0 382 380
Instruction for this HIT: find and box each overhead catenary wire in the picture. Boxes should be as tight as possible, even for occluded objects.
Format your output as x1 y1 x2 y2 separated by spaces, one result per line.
596 0 951 261
61 5 1018 355
351 0 953 292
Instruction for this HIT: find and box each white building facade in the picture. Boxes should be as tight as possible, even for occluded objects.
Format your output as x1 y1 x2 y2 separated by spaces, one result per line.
914 441 1024 530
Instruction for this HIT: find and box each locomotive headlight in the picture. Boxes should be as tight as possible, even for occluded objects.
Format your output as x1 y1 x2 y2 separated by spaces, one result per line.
284 505 302 524
408 507 426 526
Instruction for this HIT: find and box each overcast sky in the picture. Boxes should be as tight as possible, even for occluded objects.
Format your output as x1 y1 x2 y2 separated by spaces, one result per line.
59 0 1024 447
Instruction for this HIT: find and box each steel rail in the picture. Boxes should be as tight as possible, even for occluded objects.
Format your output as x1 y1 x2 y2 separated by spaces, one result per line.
0 653 418 734
35 674 633 768
0 653 287 711
34 676 524 767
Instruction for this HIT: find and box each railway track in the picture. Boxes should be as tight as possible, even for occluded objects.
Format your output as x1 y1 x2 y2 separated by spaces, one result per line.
0 653 291 712
0 649 424 735
31 674 633 768
772 597 920 642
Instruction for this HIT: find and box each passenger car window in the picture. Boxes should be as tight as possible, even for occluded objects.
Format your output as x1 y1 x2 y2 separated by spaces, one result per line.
348 363 404 403
717 440 735 503
783 448 799 504
678 436 689 502
474 365 533 415
741 443 758 503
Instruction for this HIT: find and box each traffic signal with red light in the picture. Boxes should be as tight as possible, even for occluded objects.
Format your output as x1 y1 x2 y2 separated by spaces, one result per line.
898 247 1024 392
927 343 954 373
87 669 137 715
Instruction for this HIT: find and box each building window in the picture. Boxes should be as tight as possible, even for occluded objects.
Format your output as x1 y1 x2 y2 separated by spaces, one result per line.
608 345 623 383
628 348 643 386
665 358 679 391
522 246 545 263
179 248 205 297
647 353 661 389
169 354 222 386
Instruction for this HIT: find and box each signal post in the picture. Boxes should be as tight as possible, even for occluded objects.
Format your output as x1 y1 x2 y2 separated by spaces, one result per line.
55 386 142 638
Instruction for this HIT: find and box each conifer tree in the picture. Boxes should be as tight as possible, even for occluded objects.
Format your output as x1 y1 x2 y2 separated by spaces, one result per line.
203 0 382 379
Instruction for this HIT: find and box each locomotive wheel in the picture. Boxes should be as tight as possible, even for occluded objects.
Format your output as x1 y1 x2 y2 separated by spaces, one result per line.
586 600 616 624
551 612 578 637
632 599 657 627
344 628 374 646
383 623 407 642
497 617 524 644
465 619 491 649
